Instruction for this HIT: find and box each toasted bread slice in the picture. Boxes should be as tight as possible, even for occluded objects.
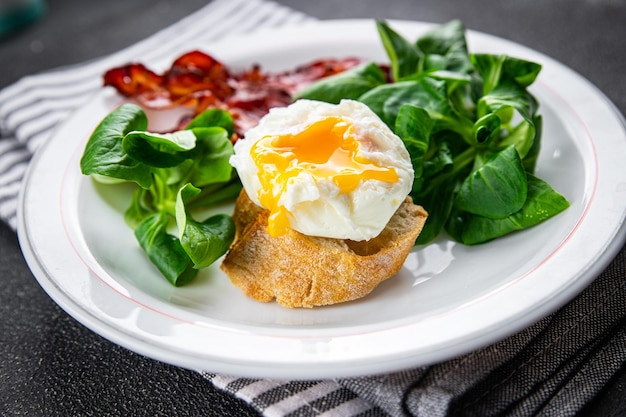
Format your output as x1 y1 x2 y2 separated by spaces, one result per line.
220 190 428 308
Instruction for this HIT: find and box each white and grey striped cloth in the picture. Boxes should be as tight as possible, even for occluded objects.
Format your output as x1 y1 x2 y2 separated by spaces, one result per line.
2 1 625 416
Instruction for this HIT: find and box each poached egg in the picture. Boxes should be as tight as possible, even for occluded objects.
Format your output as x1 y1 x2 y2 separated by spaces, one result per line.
229 99 414 241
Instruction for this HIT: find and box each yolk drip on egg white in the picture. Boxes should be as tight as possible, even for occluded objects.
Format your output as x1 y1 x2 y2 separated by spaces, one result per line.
250 116 399 236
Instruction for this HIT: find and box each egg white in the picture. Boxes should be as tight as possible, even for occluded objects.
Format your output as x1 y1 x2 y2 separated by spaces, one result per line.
229 99 414 241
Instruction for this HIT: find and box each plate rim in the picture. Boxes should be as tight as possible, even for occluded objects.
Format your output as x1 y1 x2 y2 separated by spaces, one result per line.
16 18 626 378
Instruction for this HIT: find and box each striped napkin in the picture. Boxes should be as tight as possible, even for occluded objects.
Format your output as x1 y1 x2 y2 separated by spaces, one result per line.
2 1 625 416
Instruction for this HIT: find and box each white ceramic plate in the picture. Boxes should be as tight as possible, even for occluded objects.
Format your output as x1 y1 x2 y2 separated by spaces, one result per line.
17 20 626 379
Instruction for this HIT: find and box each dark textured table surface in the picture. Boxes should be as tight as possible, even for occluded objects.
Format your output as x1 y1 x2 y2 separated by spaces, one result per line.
1 1 625 416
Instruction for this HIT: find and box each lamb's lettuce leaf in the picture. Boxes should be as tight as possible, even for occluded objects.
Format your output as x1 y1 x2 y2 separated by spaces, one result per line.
299 19 569 245
176 183 235 269
81 104 239 285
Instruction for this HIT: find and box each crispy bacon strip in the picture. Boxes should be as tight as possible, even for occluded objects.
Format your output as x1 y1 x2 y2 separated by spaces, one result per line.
266 57 363 95
165 50 233 99
103 50 362 137
103 63 164 98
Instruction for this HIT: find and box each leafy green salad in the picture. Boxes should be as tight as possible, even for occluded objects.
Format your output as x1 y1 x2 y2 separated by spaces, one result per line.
298 20 569 245
81 106 241 285
80 20 569 285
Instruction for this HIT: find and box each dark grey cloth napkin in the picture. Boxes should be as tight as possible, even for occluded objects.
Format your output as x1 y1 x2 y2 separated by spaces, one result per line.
2 0 625 416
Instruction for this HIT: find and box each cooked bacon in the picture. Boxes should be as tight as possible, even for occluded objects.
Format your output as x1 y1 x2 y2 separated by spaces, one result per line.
103 63 164 98
164 50 234 99
266 57 363 95
103 51 232 109
103 50 362 138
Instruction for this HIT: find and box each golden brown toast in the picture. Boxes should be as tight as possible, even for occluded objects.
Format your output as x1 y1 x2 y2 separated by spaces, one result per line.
220 190 428 308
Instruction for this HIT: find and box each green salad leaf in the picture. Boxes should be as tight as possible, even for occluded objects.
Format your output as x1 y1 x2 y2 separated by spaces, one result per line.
298 19 569 245
295 62 387 103
454 145 527 219
80 103 240 285
376 20 421 80
135 212 197 286
176 183 236 269
80 103 153 188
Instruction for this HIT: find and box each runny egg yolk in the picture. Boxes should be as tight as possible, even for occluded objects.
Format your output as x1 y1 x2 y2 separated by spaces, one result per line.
250 116 399 237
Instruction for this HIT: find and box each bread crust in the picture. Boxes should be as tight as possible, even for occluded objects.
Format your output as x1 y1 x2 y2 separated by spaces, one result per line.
220 190 428 308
